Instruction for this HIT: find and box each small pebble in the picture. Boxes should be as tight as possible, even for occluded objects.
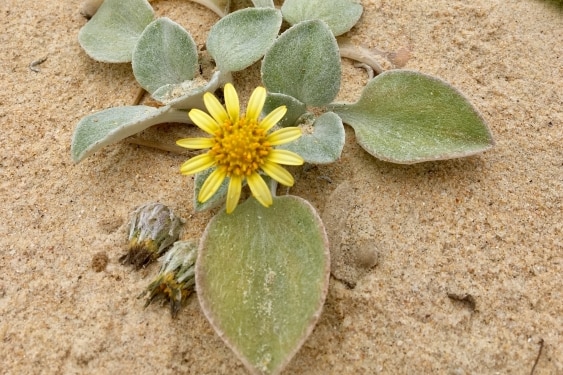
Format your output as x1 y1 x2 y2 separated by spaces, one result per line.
354 238 379 269
91 251 109 272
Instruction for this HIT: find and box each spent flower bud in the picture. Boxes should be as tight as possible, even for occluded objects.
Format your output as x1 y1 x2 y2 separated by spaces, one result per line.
140 240 198 316
119 202 183 269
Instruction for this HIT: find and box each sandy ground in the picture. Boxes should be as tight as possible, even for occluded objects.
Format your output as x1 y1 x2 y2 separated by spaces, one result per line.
1 0 562 374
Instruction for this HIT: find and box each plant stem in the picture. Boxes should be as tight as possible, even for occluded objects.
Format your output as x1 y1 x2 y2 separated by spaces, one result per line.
337 38 384 76
133 87 146 105
122 105 193 155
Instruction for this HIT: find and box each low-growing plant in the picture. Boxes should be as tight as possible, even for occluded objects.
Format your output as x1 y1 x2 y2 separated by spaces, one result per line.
72 0 494 373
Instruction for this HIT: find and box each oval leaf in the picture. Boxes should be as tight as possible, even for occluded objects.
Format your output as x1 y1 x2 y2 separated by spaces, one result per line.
71 106 190 163
331 70 495 164
261 20 341 106
281 0 363 36
78 0 154 63
262 92 307 128
197 196 330 375
279 112 345 164
207 8 282 72
132 18 199 94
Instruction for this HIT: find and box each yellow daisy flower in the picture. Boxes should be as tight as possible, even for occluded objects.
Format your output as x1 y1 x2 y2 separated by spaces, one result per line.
177 83 304 213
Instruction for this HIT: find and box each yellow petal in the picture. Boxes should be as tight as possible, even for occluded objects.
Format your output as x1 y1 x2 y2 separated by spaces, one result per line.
180 153 216 175
226 175 242 214
247 172 273 208
246 86 266 121
188 109 220 135
266 127 302 146
176 137 215 149
198 167 227 203
224 83 239 123
266 149 304 166
261 160 295 186
260 106 287 131
204 92 228 125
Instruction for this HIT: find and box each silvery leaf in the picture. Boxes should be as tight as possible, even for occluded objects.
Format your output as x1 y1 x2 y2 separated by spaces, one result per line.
78 0 154 63
207 8 282 72
262 20 341 106
330 70 495 164
281 0 363 36
132 18 199 94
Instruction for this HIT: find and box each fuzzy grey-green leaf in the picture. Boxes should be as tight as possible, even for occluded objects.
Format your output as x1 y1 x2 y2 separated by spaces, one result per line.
261 20 341 106
207 8 282 72
78 0 154 63
281 0 363 36
71 106 190 163
262 93 307 128
280 112 345 164
197 196 330 375
132 18 198 94
330 70 495 164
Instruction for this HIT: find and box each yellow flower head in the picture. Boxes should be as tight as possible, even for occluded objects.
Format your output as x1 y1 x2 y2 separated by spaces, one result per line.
177 83 304 213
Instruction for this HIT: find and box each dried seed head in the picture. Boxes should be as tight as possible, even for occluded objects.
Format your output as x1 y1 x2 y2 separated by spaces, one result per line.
119 202 183 269
140 240 198 317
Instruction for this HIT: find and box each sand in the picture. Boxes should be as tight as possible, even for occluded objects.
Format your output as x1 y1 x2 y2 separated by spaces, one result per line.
0 0 561 374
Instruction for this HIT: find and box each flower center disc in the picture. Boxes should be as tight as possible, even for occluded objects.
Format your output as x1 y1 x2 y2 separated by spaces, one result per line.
210 118 271 177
